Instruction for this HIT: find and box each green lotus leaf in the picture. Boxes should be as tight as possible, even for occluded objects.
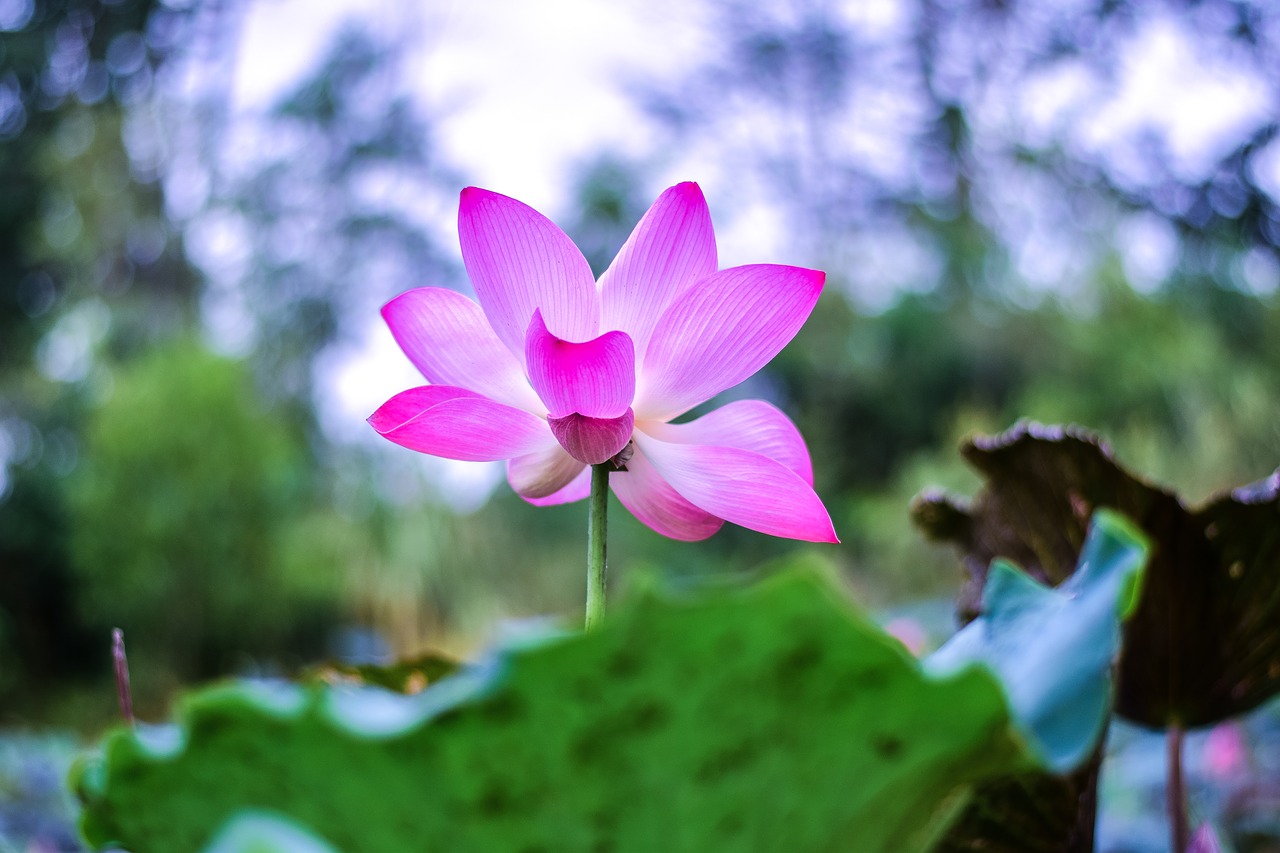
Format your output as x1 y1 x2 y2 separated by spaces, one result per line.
76 570 1038 852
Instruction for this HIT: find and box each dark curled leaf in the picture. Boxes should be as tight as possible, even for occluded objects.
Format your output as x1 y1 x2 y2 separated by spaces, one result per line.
925 512 1145 852
926 511 1147 770
912 421 1280 728
931 752 1103 853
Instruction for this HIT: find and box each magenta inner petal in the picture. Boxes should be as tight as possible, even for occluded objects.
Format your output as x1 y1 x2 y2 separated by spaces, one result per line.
525 310 635 418
549 409 635 465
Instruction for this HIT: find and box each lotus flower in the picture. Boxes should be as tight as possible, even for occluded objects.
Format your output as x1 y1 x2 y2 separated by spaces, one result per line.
369 182 836 542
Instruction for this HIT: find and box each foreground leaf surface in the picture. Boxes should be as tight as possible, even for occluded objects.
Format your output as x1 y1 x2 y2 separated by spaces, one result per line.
201 811 340 853
912 422 1280 727
78 572 1037 853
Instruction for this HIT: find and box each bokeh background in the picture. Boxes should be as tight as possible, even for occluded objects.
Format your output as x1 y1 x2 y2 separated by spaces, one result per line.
2 0 1279 850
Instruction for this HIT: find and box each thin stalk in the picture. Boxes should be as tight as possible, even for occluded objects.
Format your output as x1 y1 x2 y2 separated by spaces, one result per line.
1168 724 1189 853
113 628 135 727
585 463 610 630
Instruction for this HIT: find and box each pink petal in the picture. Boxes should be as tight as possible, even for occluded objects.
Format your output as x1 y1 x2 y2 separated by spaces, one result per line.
369 386 551 461
524 466 592 506
610 444 724 541
636 264 825 421
525 310 635 418
633 430 837 542
381 287 543 412
640 400 813 486
507 441 586 500
458 188 599 359
599 182 717 364
549 409 635 465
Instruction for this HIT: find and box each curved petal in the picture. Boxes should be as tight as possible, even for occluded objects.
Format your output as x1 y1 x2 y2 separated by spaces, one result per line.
381 287 543 412
458 188 599 359
636 264 825 421
523 465 592 506
369 386 551 462
640 400 813 486
525 310 635 418
507 440 587 500
633 430 837 543
549 409 635 465
610 444 724 541
599 182 717 364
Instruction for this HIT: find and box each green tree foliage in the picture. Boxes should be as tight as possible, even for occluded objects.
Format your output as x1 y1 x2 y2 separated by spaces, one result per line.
1 0 174 371
4 0 1280 729
1 0 197 716
602 0 1280 605
189 24 462 415
66 341 337 686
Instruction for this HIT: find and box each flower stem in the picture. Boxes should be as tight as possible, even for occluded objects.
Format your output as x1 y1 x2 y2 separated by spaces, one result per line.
585 462 610 630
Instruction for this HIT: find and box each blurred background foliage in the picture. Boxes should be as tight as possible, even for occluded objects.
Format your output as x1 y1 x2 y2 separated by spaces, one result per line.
0 0 1277 733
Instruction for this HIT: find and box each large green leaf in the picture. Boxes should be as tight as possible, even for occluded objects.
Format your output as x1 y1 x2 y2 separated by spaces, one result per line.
912 421 1280 727
201 812 340 853
76 571 1042 853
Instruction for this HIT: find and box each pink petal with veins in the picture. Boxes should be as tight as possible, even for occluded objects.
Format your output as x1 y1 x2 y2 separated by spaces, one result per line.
521 464 592 507
641 399 813 485
368 386 550 461
458 188 599 359
507 441 586 500
637 264 824 421
525 310 635 418
381 287 543 412
610 444 724 541
600 182 717 365
549 409 635 465
633 430 837 542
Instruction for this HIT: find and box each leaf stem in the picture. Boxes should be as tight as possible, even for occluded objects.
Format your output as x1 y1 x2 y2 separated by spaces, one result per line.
1168 724 1189 853
585 463 610 630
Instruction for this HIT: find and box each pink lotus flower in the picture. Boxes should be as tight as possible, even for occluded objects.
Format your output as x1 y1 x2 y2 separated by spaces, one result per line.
369 182 836 542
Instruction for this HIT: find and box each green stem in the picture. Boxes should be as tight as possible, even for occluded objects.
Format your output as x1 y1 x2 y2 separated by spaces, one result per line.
585 463 610 630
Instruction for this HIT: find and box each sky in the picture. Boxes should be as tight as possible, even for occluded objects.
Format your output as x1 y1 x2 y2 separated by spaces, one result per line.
230 0 700 213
